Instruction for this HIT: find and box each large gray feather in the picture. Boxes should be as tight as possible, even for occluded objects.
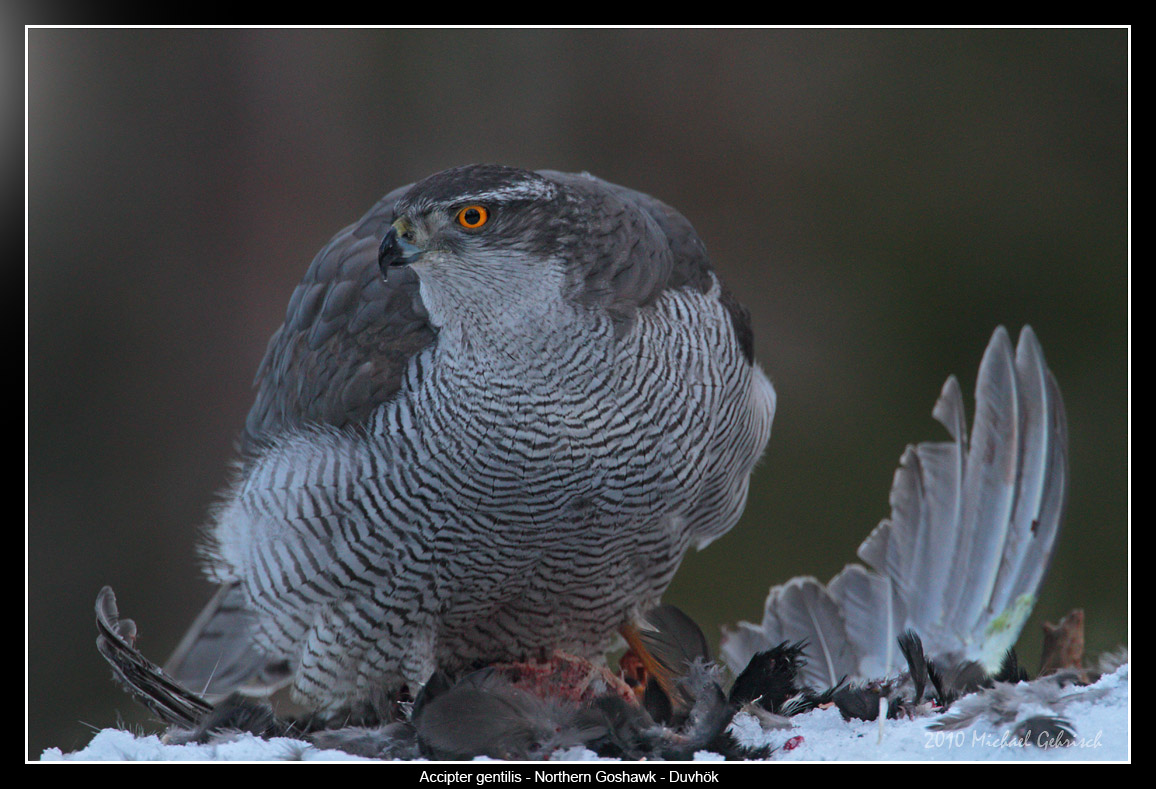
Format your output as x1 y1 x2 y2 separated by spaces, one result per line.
722 326 1067 688
163 582 290 698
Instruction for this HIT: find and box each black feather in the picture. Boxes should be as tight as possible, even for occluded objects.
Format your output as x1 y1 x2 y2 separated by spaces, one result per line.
993 649 1030 684
897 629 929 704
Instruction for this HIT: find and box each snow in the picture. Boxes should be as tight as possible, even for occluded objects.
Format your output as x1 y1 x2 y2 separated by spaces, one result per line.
40 729 373 762
42 664 1129 762
732 663 1130 762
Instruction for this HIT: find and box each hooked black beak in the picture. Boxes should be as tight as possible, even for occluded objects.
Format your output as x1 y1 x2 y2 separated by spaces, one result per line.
377 225 423 280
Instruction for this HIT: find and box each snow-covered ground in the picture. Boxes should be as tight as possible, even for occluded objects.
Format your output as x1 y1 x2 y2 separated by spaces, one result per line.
727 663 1130 762
42 664 1128 762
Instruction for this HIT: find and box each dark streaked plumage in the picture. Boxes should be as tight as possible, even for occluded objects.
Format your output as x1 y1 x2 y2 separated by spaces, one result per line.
165 164 777 720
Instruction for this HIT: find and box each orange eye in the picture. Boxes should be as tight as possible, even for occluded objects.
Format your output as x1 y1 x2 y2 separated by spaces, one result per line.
456 205 489 229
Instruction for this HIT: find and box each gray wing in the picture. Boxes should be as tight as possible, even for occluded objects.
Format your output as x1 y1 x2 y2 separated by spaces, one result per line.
168 184 436 696
539 171 753 362
241 183 436 454
721 326 1068 688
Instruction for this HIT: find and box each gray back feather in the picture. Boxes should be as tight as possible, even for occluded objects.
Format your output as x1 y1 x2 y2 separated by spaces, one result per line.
242 184 435 453
542 171 752 360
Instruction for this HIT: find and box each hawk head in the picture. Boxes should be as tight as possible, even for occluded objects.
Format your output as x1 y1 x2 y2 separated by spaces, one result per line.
378 165 571 326
377 164 714 330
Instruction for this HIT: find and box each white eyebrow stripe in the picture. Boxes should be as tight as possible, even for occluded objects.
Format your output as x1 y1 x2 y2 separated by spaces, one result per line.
462 181 557 204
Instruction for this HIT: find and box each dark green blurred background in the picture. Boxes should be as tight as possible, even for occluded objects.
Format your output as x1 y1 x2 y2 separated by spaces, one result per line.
28 28 1127 758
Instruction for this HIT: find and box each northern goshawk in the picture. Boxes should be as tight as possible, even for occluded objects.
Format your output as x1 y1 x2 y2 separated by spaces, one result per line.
166 164 776 720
